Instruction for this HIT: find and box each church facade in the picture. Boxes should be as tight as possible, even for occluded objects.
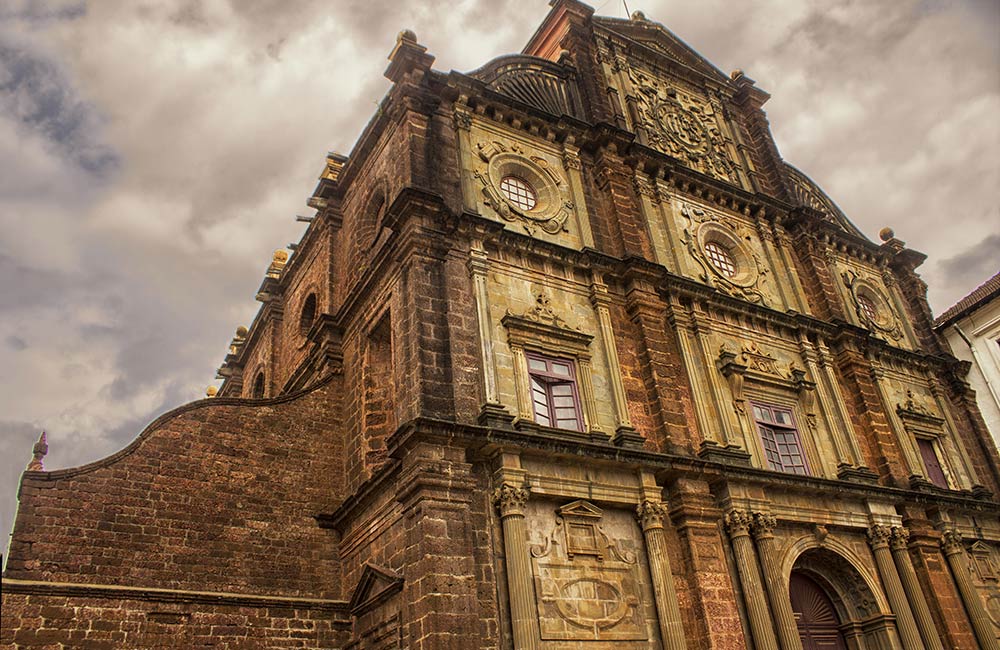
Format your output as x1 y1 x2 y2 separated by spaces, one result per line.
3 2 1000 649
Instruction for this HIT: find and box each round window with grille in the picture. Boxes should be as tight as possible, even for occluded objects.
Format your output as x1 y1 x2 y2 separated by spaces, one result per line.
857 293 879 322
705 241 738 278
499 175 537 211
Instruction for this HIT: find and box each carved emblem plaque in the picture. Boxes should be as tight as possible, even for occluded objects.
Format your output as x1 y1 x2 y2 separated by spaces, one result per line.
530 500 648 642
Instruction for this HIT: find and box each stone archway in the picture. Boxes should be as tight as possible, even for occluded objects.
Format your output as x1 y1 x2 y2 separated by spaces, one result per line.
791 547 902 650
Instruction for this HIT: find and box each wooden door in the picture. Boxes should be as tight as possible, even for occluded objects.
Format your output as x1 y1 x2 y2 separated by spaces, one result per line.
790 572 848 650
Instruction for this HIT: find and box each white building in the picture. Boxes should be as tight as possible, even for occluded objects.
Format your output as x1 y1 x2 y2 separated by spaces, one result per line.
937 271 1000 447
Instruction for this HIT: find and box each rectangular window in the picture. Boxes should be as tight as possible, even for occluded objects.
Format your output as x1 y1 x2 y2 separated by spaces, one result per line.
916 438 948 488
527 353 583 432
751 402 809 475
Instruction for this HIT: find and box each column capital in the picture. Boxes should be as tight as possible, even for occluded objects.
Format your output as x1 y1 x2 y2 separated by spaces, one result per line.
867 524 892 550
493 483 529 518
889 526 910 552
941 529 965 556
725 509 754 539
637 499 669 531
751 512 777 540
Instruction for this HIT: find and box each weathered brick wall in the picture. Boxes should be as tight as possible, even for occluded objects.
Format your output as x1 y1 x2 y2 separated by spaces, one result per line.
0 589 350 649
5 375 345 599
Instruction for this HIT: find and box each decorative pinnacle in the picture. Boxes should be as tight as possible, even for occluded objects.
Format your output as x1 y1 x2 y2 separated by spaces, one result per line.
879 227 895 242
205 386 218 398
27 431 48 471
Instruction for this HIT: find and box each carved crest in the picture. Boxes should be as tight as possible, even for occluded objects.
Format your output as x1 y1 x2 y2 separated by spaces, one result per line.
529 500 646 641
841 269 904 341
627 66 739 184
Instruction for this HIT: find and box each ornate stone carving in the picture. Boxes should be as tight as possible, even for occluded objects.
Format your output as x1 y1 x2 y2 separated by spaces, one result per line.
889 526 910 551
453 107 472 131
724 509 754 538
681 203 768 304
750 513 776 539
941 529 965 556
509 292 573 331
530 500 647 641
636 500 669 531
867 524 893 549
741 342 782 376
627 66 739 184
493 483 529 517
897 389 937 419
474 139 574 236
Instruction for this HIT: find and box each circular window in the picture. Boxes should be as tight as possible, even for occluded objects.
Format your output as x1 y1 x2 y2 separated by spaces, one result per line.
499 176 537 211
857 293 879 322
704 241 738 278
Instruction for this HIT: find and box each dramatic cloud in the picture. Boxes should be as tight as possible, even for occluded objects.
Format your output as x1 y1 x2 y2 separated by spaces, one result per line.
0 0 996 555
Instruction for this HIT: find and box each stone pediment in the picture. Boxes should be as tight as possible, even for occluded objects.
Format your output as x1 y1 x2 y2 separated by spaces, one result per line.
594 16 728 82
349 563 404 616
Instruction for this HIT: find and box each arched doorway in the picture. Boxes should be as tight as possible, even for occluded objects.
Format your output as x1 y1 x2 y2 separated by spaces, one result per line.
790 570 848 650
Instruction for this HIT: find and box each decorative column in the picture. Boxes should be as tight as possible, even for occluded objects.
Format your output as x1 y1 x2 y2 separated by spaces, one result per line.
637 500 687 650
889 527 942 650
494 483 539 650
868 525 927 650
725 510 779 650
941 529 999 650
751 514 803 650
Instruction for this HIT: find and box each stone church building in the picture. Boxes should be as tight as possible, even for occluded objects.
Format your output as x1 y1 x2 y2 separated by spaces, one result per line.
4 2 1000 649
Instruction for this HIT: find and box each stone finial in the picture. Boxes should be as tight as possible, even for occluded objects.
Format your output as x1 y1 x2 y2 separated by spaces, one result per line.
385 28 435 83
235 326 249 339
879 227 895 242
266 250 289 279
205 386 218 398
27 431 47 471
631 10 647 21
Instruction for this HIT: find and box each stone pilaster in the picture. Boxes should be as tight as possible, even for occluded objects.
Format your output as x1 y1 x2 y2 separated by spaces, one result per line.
637 499 687 650
941 529 999 650
726 510 779 650
468 244 508 428
751 513 802 650
868 525 926 650
889 527 942 650
590 280 642 447
493 483 538 650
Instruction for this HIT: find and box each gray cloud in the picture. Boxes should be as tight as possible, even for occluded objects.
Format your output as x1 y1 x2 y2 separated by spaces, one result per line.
0 0 996 561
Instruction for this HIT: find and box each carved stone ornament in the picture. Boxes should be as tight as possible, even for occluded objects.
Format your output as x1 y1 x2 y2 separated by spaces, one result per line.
530 500 647 641
636 500 669 531
26 431 47 471
627 66 740 184
750 513 777 539
474 139 574 236
867 524 893 549
682 203 768 304
493 483 530 517
941 529 965 556
724 509 754 538
841 269 904 341
896 389 941 422
889 526 910 551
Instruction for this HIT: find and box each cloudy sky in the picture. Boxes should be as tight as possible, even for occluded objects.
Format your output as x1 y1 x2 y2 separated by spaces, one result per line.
1 0 997 556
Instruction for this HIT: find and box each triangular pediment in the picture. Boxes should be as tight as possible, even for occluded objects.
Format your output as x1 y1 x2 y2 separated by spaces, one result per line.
594 16 729 82
348 563 404 616
558 499 603 520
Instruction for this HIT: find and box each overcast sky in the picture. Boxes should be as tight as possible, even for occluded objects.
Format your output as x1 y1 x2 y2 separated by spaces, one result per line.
1 0 997 557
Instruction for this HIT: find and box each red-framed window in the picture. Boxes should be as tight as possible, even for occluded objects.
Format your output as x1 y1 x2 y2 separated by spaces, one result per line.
751 402 809 475
527 353 583 432
916 438 948 488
